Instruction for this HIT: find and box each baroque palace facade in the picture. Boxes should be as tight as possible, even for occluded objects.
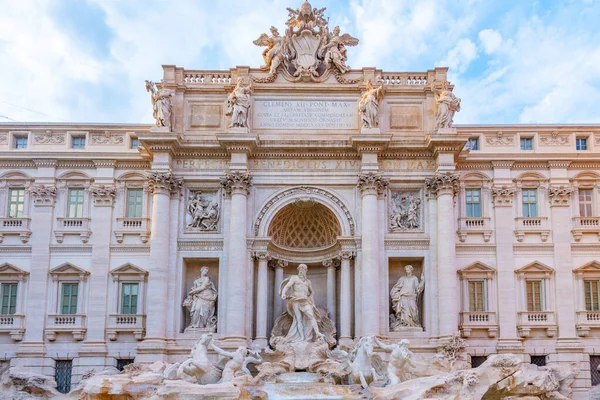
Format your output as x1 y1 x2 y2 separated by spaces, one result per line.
1 4 600 397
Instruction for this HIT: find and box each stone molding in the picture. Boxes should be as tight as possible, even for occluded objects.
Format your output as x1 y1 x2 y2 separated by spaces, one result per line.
90 184 116 206
548 185 574 206
357 172 389 197
485 131 515 146
424 172 459 196
384 239 430 250
33 159 58 168
28 184 57 207
540 131 570 146
91 132 125 145
33 131 65 145
146 172 183 195
491 185 517 206
177 240 223 252
220 171 252 197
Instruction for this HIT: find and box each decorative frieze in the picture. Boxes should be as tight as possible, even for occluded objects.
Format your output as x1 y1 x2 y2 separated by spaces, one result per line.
491 185 516 206
28 184 57 206
424 172 459 196
357 172 389 196
485 131 514 146
91 132 124 145
548 185 574 206
90 184 116 206
0 134 7 144
540 131 570 146
146 172 183 195
177 240 224 252
220 171 252 196
33 131 65 144
185 190 220 232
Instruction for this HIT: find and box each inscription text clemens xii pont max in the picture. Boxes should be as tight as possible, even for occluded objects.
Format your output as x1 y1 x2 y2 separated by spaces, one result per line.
253 100 358 130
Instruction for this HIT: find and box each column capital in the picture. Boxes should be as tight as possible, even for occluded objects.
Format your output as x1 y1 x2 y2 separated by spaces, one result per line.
146 172 183 195
425 172 459 197
28 184 57 207
220 171 252 197
357 172 389 197
269 259 288 270
323 258 341 269
339 250 355 260
252 250 271 261
492 185 517 207
90 184 116 207
548 184 574 207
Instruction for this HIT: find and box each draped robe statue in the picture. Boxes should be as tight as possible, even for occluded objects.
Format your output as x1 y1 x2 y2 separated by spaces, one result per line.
183 267 217 331
390 265 424 330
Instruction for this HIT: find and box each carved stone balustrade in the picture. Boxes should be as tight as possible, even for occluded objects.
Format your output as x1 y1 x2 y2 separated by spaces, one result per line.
517 311 557 338
45 314 86 341
54 218 91 243
457 217 492 242
514 217 550 242
0 217 31 243
571 217 600 242
0 314 25 341
575 311 600 337
459 311 498 338
107 314 146 341
114 217 151 243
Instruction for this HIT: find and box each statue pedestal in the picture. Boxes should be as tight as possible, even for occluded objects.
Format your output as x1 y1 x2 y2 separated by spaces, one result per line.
226 126 250 134
149 126 172 133
360 127 381 134
183 326 217 335
433 127 457 135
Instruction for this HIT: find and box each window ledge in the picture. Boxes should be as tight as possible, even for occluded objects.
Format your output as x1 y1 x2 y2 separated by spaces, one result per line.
457 217 492 242
0 314 25 341
54 218 91 243
114 218 150 243
517 311 556 338
45 314 86 341
572 217 600 242
459 311 497 338
575 311 600 337
0 218 31 243
514 217 550 242
107 314 146 340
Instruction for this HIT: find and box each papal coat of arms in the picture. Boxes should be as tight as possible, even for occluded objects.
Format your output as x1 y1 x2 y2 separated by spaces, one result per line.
253 1 359 82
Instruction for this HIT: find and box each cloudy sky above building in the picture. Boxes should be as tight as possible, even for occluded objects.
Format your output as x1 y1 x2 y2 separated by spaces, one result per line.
1 0 599 125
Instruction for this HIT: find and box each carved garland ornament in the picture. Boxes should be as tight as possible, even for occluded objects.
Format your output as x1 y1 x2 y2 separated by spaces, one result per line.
548 185 574 206
91 132 125 145
28 184 57 206
485 131 514 146
90 184 116 206
253 186 355 236
540 131 570 146
357 172 389 196
146 172 183 195
220 171 252 196
491 185 517 206
424 172 460 196
34 131 65 144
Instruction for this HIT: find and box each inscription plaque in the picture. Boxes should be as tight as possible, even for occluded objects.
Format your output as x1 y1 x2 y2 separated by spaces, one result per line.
253 100 358 130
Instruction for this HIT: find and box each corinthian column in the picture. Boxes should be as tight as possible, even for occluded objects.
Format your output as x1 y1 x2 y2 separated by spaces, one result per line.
357 172 388 337
425 172 459 337
254 251 270 346
220 171 252 343
339 250 354 346
144 172 182 345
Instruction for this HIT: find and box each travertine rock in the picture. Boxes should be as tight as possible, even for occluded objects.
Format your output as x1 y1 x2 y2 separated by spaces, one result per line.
0 367 61 400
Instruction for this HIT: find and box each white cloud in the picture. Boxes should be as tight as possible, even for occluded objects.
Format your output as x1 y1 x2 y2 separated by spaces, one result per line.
438 38 478 74
478 29 502 54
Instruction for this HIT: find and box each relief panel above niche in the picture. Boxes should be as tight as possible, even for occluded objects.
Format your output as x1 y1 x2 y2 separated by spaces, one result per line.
188 103 223 128
388 103 423 131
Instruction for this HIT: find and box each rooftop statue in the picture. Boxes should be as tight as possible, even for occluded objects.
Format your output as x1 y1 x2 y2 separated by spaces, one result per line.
145 79 173 131
434 80 461 130
253 1 359 82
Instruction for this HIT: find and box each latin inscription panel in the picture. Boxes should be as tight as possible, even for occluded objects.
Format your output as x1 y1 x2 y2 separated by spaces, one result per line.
253 100 358 130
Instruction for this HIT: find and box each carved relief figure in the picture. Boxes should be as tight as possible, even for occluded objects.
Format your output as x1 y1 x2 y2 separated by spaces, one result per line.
358 79 385 129
434 80 461 130
145 79 173 130
375 338 416 384
253 26 287 75
226 78 252 128
186 192 220 231
183 267 217 331
390 193 421 231
320 26 359 74
210 342 247 383
390 265 424 329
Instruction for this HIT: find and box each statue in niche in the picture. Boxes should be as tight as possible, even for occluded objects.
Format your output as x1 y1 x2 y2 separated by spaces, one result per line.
390 265 424 330
320 26 359 74
434 80 461 130
253 26 287 75
270 264 336 348
186 192 220 231
145 79 173 131
226 77 252 128
390 193 421 231
183 267 217 331
358 79 385 129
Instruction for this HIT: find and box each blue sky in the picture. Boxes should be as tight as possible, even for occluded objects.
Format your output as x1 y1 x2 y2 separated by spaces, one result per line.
1 0 599 125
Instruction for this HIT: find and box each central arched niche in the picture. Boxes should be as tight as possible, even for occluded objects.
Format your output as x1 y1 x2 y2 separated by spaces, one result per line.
268 199 342 251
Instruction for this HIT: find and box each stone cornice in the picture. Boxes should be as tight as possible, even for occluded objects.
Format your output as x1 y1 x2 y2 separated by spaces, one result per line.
33 159 58 168
92 159 117 168
491 161 514 169
547 160 572 169
216 135 257 154
424 172 459 196
350 135 391 154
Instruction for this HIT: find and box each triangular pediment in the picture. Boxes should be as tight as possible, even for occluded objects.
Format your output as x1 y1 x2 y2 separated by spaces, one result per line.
515 261 554 274
49 262 89 276
573 261 600 278
110 263 147 277
458 262 495 278
0 263 29 278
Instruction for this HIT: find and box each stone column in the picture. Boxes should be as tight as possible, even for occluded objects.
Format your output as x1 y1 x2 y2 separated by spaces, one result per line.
357 173 388 337
323 259 337 323
491 184 522 351
272 259 286 321
142 173 182 348
80 182 116 364
425 172 459 337
16 180 57 373
339 250 353 345
254 251 270 346
220 171 252 343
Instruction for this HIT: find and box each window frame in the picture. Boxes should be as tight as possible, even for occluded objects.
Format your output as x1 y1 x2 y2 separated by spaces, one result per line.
71 135 86 149
48 263 89 316
458 262 496 314
120 282 139 315
0 263 29 319
125 188 144 218
66 188 85 218
0 282 18 315
129 136 141 150
467 137 479 151
465 188 482 218
522 188 538 217
468 280 486 312
13 135 28 149
7 187 26 218
520 137 534 151
110 263 147 316
526 279 544 312
576 137 588 151
60 282 79 315
515 262 554 314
